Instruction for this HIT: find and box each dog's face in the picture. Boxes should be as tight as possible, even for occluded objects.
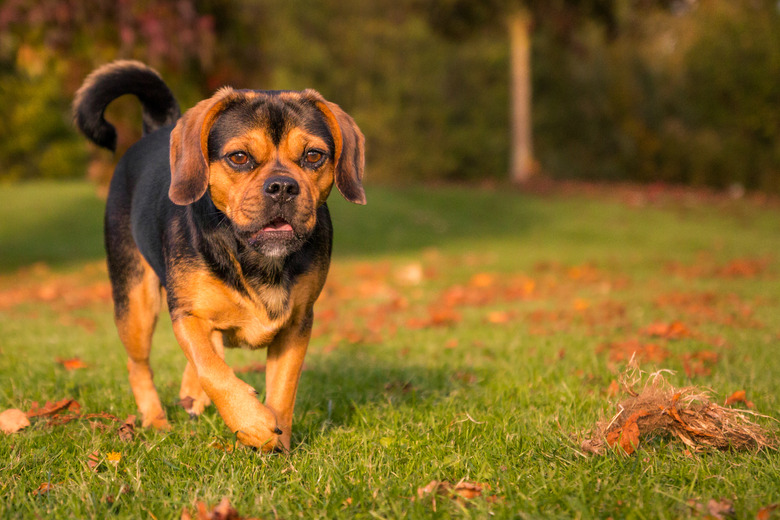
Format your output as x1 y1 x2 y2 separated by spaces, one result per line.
168 88 365 257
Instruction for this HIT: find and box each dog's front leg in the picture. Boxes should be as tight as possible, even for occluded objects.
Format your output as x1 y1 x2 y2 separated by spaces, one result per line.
172 315 281 450
265 307 313 452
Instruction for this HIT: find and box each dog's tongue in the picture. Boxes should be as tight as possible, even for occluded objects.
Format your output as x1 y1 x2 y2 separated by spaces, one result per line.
263 219 293 232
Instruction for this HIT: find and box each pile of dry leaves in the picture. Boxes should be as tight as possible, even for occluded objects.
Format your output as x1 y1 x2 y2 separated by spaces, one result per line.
581 358 778 456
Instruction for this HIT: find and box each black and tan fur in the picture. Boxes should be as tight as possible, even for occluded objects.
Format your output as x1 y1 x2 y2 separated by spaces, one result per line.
73 60 365 451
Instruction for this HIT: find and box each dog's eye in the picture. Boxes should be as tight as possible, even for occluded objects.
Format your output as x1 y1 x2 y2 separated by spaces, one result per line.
228 152 249 166
304 150 323 165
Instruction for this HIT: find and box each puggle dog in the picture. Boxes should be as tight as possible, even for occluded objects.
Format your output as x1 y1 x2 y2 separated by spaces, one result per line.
73 60 365 452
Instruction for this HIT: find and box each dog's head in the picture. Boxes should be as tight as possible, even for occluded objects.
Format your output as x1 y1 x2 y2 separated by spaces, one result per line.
168 88 365 257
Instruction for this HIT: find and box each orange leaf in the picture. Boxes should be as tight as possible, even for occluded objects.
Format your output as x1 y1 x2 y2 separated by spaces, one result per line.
56 357 88 370
641 320 692 339
26 398 80 418
486 311 511 324
469 272 496 288
724 390 754 409
619 420 640 455
607 410 648 455
32 482 54 496
181 496 260 520
757 503 779 520
417 480 492 501
0 408 31 434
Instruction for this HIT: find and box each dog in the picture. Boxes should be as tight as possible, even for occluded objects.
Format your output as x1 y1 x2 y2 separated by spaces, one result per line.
73 60 365 452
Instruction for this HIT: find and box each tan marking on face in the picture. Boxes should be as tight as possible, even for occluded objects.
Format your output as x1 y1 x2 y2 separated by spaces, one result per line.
207 119 336 234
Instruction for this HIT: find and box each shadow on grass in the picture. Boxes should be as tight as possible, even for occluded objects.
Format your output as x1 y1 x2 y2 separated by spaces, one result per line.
238 346 475 447
0 181 540 272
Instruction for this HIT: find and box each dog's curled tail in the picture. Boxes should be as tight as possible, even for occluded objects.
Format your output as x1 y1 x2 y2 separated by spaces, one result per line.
73 60 181 151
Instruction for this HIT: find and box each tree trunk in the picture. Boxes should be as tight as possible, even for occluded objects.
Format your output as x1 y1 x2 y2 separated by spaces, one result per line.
508 9 535 184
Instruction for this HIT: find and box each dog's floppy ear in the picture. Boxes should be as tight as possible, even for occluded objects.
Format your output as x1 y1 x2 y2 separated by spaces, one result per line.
308 93 366 205
169 87 237 206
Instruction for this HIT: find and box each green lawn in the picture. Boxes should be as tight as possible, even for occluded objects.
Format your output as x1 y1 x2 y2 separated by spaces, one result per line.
0 181 778 519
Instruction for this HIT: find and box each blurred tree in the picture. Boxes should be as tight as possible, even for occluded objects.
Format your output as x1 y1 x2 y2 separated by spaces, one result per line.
0 0 218 183
420 0 616 184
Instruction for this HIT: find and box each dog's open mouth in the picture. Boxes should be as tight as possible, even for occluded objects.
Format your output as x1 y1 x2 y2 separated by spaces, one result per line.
262 218 294 233
247 218 295 247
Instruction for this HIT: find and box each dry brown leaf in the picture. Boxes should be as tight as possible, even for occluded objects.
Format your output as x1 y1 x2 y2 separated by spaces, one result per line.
688 498 735 520
87 451 100 471
606 410 648 455
26 398 80 418
31 482 54 496
181 497 260 520
0 408 31 434
209 439 236 453
416 480 496 510
117 415 136 441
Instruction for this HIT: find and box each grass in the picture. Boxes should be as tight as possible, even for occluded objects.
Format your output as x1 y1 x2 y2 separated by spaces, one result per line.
1 180 779 519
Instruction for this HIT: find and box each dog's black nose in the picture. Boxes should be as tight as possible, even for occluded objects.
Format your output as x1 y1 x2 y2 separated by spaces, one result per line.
263 176 300 203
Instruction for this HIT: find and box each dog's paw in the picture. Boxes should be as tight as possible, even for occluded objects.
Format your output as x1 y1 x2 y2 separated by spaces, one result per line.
220 394 281 452
142 410 171 431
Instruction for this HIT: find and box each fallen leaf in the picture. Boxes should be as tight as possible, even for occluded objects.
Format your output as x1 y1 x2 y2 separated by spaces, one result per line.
641 321 692 339
416 480 495 507
486 311 512 324
209 439 235 453
394 263 424 286
181 497 259 520
469 272 496 288
87 451 100 471
716 258 767 278
31 482 54 496
56 357 88 370
26 398 80 418
0 408 31 434
573 298 591 311
703 498 735 520
682 350 720 378
724 390 754 409
606 410 649 455
757 503 779 520
117 415 136 441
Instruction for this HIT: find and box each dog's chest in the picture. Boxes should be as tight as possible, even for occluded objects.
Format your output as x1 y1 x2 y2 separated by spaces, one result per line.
221 285 292 349
184 272 293 349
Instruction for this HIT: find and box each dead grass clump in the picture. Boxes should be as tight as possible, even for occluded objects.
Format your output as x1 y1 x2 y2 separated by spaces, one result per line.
582 358 778 455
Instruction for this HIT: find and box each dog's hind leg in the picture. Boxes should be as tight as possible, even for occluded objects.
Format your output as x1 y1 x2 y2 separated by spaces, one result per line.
106 218 168 430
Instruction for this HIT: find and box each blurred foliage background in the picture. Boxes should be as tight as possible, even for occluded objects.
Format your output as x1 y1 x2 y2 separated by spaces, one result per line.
1 0 779 192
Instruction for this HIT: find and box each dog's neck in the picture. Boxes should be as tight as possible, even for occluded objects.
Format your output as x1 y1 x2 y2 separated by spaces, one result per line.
189 197 294 287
